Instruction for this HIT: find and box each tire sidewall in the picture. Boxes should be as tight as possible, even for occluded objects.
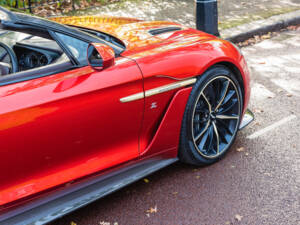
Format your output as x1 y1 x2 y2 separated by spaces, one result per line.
180 65 243 165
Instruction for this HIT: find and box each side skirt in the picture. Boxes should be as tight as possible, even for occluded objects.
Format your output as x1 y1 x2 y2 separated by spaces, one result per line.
0 158 178 225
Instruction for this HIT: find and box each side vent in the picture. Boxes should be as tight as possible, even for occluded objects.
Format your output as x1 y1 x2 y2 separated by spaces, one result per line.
149 27 182 35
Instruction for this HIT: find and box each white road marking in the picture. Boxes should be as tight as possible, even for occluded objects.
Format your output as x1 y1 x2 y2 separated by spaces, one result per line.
251 82 276 101
247 115 297 139
271 78 300 97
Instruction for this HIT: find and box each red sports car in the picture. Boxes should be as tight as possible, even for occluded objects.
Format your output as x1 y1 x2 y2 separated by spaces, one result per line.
0 7 253 224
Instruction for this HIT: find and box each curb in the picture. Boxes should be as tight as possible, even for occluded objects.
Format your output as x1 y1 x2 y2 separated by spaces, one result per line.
221 10 300 43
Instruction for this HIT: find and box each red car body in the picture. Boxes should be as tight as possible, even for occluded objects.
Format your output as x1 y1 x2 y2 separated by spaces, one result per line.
0 9 252 224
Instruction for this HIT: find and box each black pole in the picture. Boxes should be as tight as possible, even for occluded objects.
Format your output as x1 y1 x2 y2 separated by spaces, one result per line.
28 0 32 13
195 0 219 36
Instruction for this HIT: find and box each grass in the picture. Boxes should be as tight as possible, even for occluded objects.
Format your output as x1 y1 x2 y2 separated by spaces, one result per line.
219 7 300 30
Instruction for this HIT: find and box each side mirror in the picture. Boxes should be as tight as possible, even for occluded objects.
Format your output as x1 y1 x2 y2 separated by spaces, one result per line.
87 43 115 70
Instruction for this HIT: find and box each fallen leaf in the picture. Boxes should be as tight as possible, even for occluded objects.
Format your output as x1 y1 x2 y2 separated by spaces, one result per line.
236 147 245 152
146 213 150 218
235 214 243 222
231 165 236 168
225 221 231 225
173 191 178 195
258 62 266 64
99 222 110 225
146 205 158 213
70 222 77 225
261 33 271 39
254 108 264 113
144 178 150 183
286 93 293 97
113 223 118 225
245 152 249 156
254 35 260 41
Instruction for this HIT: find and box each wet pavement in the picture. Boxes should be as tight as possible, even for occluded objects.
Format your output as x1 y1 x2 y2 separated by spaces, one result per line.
51 27 300 225
74 0 300 30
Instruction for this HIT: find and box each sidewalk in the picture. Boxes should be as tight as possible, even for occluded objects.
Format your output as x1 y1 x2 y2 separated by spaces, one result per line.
74 0 300 31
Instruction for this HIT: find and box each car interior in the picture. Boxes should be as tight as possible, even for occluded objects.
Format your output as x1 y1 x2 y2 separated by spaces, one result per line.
0 25 126 86
0 29 70 75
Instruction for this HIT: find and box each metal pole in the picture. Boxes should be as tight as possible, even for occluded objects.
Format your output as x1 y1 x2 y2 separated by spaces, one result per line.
195 0 219 36
28 0 32 13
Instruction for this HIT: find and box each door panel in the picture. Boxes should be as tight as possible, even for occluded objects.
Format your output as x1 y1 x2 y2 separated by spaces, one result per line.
0 57 143 206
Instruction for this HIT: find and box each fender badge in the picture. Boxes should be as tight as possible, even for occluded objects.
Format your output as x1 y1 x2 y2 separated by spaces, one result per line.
151 102 158 109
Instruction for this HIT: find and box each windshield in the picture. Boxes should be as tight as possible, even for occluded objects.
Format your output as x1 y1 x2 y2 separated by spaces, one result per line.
0 7 124 56
55 32 89 64
76 27 126 50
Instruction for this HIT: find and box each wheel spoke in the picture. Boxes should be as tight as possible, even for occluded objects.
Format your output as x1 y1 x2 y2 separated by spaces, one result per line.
201 93 212 112
222 90 235 105
219 99 238 115
217 119 233 136
195 120 210 141
212 122 220 154
205 125 214 153
0 52 8 61
216 115 239 120
215 80 230 111
206 83 217 107
198 127 210 150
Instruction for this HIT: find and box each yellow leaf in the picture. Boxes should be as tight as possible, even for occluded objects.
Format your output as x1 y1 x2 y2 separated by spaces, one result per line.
235 214 243 222
146 205 157 213
236 147 245 152
144 178 149 183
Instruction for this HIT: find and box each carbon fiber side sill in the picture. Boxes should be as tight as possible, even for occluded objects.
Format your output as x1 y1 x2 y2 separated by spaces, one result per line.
0 158 178 225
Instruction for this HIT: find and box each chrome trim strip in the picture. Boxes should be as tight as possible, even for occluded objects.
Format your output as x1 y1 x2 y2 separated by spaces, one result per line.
120 93 144 103
154 75 186 81
120 78 197 103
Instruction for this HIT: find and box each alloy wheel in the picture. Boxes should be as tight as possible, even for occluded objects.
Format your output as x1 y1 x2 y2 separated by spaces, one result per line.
191 76 241 159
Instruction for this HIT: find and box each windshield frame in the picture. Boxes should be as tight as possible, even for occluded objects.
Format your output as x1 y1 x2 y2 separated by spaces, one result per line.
0 7 124 57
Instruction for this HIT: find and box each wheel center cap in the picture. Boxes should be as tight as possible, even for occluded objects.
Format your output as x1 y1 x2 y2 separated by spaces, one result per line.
210 113 216 120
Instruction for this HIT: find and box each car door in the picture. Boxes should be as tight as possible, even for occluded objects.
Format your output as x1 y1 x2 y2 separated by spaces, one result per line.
0 55 144 206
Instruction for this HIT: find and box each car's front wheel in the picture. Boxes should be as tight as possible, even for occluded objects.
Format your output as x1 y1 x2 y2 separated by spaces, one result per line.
179 65 243 166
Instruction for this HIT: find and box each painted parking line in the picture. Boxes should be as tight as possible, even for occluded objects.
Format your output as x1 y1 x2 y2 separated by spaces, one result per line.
251 82 276 101
247 115 297 139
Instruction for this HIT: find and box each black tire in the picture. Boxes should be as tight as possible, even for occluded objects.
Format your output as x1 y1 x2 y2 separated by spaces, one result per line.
179 65 243 166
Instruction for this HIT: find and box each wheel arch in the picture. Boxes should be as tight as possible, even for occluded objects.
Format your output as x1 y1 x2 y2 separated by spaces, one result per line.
196 58 248 113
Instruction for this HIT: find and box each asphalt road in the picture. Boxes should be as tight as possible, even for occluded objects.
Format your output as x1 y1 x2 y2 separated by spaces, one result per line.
51 29 300 225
